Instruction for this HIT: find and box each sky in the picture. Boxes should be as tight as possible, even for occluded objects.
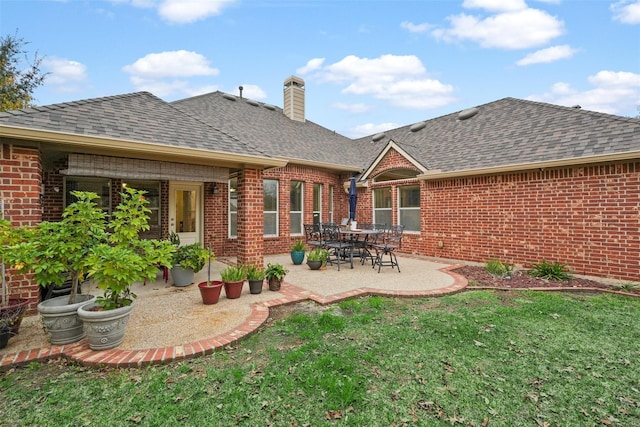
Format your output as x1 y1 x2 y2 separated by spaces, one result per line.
1 0 639 138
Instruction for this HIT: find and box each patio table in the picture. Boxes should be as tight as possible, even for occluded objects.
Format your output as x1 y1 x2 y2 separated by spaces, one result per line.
337 229 380 269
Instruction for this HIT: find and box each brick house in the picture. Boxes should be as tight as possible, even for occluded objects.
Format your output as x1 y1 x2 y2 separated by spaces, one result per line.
1 76 639 312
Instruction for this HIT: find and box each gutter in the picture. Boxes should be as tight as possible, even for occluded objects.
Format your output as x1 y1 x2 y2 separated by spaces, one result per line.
418 151 640 180
0 125 288 169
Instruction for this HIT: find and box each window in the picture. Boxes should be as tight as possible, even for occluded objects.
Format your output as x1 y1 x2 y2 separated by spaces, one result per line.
290 180 303 235
124 181 160 226
64 177 111 212
328 185 334 223
264 179 279 236
399 185 420 232
373 187 392 226
229 177 238 238
313 183 322 226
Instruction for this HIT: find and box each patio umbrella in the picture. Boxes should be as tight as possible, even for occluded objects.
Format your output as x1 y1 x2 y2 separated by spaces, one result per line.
348 177 357 221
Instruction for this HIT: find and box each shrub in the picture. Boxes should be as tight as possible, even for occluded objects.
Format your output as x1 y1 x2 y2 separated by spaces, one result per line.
246 264 265 281
485 258 514 277
221 265 246 282
291 239 306 252
528 260 573 281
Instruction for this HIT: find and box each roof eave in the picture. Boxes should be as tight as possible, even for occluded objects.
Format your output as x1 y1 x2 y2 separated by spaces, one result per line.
418 151 640 180
1 125 287 169
277 156 363 173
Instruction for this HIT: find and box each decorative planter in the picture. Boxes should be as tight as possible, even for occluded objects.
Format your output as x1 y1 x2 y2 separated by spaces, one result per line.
290 251 305 265
198 281 223 304
248 279 264 294
223 280 244 299
0 298 29 335
307 260 323 270
37 294 96 345
78 301 135 350
170 265 195 287
268 277 283 291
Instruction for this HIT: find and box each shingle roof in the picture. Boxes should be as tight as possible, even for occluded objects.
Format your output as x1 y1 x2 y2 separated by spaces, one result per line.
0 92 270 158
353 98 640 173
171 92 361 170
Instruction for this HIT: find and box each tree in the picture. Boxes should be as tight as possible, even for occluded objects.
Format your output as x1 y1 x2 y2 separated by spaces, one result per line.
0 31 47 111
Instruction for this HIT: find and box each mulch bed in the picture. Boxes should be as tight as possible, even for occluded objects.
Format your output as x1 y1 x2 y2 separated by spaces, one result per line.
453 265 640 296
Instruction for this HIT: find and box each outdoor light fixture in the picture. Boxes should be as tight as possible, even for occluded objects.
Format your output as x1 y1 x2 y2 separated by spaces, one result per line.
212 183 219 195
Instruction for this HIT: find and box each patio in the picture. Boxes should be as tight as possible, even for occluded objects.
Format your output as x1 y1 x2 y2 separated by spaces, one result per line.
0 254 467 370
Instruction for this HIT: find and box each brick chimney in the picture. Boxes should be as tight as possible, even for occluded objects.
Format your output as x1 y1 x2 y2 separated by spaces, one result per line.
283 76 305 122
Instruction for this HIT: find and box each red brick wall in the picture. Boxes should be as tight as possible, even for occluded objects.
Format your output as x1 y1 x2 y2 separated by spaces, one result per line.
418 162 639 281
236 168 264 266
1 144 43 313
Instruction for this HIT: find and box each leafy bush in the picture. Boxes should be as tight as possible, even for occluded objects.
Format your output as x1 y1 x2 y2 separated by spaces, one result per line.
171 243 210 272
528 260 572 281
220 265 246 282
245 264 265 281
265 263 288 280
307 248 329 262
291 239 306 252
485 259 514 277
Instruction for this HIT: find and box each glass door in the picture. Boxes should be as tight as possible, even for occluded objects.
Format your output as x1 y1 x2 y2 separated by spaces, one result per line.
169 183 202 246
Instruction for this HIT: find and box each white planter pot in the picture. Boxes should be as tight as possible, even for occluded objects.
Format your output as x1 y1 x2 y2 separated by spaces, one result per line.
37 294 96 345
78 301 135 350
170 265 195 286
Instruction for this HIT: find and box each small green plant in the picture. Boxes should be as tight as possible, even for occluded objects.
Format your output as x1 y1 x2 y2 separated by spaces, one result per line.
528 259 573 281
245 264 265 281
171 243 210 273
265 263 288 280
485 258 514 277
220 265 246 283
307 248 329 262
291 239 306 252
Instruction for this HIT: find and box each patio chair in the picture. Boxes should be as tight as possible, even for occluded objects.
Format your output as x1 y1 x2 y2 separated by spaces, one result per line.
322 223 353 271
371 224 404 273
304 223 323 248
360 223 387 266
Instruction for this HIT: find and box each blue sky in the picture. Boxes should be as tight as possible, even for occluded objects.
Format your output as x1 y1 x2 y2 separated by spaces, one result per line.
2 0 639 137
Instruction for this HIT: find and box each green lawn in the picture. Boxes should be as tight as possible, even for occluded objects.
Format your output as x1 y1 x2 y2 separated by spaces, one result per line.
2 291 640 426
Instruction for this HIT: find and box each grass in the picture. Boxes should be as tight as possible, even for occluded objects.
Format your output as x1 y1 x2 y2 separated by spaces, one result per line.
2 291 640 426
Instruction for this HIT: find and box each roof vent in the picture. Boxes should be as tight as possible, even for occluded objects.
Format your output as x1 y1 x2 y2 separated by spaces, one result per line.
410 121 426 132
222 93 236 101
457 107 479 121
246 99 259 107
572 105 581 109
264 104 276 111
372 132 386 142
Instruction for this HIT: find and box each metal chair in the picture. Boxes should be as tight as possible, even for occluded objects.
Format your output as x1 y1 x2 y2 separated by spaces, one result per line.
322 223 353 271
360 224 387 266
371 224 404 273
304 223 323 248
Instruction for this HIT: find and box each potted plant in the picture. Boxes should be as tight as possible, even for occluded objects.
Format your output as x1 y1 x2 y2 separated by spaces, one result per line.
220 264 246 299
78 187 174 350
306 248 329 270
197 244 222 305
265 263 288 291
0 219 31 348
170 241 209 287
246 264 265 294
290 239 306 265
1 192 107 345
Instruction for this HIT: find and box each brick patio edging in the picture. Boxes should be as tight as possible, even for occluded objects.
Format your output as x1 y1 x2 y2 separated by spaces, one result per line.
0 264 466 371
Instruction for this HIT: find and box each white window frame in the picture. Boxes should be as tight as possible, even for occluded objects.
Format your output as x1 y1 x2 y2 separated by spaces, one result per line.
398 185 420 233
373 187 392 226
313 183 322 226
264 179 279 237
229 177 238 238
290 180 304 236
329 185 334 224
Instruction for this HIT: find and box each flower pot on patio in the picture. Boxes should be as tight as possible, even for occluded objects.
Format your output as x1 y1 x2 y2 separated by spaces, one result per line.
268 277 283 291
0 298 29 335
223 280 244 299
248 279 264 294
198 281 223 304
170 265 195 287
78 301 135 350
0 324 9 349
37 294 96 345
307 260 323 270
290 251 305 265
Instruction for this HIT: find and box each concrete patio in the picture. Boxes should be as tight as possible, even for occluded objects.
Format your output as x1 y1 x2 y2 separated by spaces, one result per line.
0 254 468 370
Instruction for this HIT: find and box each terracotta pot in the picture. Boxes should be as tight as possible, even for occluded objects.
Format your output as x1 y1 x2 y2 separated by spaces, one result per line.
223 280 244 299
198 281 223 304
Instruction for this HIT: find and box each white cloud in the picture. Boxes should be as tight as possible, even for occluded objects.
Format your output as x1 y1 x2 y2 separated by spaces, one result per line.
432 7 564 49
237 84 267 100
297 58 325 75
305 54 456 110
112 0 237 24
527 70 640 116
123 50 219 97
123 50 219 78
350 122 400 138
331 102 372 113
400 21 432 33
41 57 88 94
462 0 527 12
611 0 640 24
516 45 577 66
